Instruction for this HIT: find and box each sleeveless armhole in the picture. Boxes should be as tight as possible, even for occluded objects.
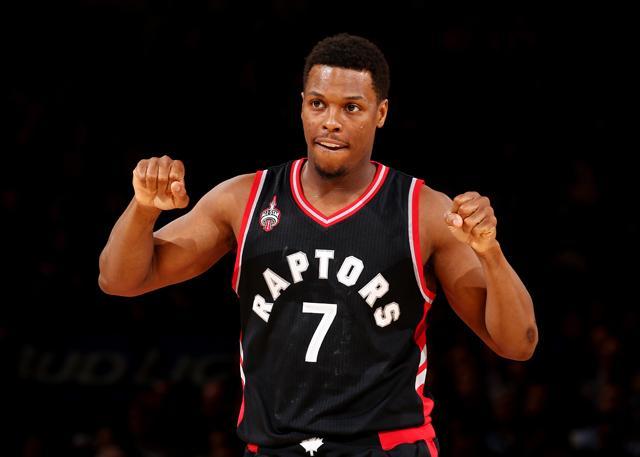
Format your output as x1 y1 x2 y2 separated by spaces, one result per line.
409 178 437 304
232 170 267 294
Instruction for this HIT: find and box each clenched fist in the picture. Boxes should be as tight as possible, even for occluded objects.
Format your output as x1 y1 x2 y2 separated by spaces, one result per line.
445 191 498 254
132 155 189 210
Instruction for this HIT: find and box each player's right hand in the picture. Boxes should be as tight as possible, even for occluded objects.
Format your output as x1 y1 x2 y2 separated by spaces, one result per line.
132 156 189 210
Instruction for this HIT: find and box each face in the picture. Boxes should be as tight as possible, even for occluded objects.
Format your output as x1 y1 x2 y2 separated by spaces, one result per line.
301 65 388 178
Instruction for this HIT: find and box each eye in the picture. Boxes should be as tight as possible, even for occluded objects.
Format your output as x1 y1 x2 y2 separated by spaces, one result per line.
311 99 324 109
346 103 361 113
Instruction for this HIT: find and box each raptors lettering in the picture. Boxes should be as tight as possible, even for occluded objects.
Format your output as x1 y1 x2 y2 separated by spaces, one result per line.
251 249 401 328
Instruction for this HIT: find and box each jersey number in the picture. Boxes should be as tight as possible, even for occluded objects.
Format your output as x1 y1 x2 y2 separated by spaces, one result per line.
302 302 337 363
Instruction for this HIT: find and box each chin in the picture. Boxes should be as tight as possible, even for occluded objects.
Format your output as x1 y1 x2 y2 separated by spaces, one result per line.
309 148 349 179
315 163 348 179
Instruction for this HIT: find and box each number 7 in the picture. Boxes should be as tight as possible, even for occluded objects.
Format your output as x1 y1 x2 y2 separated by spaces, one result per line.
302 302 337 363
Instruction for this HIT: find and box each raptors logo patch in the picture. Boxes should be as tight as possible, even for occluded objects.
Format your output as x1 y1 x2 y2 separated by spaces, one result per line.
300 437 323 455
259 195 281 232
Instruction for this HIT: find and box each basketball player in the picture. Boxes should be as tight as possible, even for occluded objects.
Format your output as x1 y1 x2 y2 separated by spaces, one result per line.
99 34 538 457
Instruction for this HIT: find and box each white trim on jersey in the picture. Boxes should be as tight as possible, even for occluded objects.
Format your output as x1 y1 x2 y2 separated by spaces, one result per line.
291 159 389 225
408 178 434 304
415 344 427 390
239 340 246 385
419 345 427 367
234 171 268 293
415 368 427 390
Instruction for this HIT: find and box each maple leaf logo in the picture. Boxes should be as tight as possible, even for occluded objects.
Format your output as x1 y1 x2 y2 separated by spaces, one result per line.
299 437 324 455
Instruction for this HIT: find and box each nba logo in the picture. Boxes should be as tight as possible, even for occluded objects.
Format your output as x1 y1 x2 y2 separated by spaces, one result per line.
260 195 281 232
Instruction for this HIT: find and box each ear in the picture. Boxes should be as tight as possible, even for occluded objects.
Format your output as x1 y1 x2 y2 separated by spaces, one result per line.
376 99 389 128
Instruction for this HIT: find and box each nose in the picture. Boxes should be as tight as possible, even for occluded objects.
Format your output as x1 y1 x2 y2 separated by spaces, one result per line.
322 106 342 132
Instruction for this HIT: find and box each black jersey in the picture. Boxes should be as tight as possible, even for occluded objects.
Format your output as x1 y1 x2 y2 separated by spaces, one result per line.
231 158 437 452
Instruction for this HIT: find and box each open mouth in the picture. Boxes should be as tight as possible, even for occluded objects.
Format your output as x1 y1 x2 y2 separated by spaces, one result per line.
315 140 348 151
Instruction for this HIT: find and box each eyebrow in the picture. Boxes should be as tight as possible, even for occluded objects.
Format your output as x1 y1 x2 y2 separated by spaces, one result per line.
308 91 365 101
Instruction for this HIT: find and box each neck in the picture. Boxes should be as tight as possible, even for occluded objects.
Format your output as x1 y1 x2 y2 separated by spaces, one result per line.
301 157 377 198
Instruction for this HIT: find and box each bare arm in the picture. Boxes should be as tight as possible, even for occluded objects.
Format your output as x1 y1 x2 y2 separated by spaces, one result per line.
98 155 254 296
421 186 538 361
98 198 163 296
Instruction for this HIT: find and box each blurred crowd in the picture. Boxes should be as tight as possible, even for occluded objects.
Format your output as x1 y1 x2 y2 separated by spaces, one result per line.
4 1 636 456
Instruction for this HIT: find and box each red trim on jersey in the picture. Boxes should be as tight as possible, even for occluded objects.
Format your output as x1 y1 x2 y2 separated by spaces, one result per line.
410 179 437 302
414 300 435 427
246 443 259 453
378 426 437 453
415 302 428 352
289 158 389 227
232 170 265 294
378 300 437 454
237 335 246 427
426 438 439 457
237 396 245 428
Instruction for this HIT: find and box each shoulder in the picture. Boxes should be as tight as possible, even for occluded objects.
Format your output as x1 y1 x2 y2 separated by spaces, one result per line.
197 173 257 220
385 167 451 211
417 183 454 260
419 183 452 214
201 173 257 201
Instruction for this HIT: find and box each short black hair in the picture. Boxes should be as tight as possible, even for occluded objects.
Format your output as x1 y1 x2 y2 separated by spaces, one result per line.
303 33 390 102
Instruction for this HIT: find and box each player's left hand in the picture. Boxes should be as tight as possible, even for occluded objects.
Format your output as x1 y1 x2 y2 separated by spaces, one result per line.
444 191 498 254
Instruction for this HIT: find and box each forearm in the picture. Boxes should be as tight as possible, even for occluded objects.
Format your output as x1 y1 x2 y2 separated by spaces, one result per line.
98 198 162 295
477 242 538 360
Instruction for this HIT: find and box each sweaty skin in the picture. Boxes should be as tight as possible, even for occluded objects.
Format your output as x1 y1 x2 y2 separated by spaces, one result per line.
99 65 538 361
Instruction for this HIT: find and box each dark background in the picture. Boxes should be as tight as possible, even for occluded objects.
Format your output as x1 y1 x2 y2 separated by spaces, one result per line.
3 2 637 456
